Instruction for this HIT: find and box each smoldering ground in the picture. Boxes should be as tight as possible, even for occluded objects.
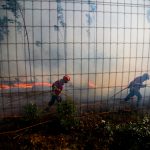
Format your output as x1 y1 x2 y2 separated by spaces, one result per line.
1 0 150 116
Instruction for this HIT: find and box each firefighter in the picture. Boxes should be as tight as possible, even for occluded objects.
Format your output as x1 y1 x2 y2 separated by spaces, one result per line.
45 75 70 111
124 73 149 106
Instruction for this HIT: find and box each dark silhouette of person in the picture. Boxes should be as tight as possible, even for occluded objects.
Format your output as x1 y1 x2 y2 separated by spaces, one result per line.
125 73 149 106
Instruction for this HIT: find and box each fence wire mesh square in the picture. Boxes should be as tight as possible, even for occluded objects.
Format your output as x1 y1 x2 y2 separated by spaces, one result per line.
0 0 150 117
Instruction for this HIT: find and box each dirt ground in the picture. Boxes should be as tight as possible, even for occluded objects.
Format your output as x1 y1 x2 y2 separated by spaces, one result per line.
0 110 145 150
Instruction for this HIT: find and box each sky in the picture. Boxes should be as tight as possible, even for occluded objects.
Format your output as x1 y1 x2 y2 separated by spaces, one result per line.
1 0 150 101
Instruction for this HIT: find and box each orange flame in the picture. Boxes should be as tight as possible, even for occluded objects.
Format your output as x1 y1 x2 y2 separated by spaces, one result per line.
0 82 52 90
13 83 33 89
88 80 96 88
33 82 52 87
0 84 10 90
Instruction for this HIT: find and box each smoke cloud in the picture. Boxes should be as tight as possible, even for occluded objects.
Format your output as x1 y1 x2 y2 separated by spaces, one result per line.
1 0 150 102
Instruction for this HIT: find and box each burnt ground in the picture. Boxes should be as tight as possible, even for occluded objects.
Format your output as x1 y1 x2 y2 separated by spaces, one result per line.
0 91 150 149
0 110 147 150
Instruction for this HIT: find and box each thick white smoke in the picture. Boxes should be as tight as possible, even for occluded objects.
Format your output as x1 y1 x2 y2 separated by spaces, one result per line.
1 0 150 102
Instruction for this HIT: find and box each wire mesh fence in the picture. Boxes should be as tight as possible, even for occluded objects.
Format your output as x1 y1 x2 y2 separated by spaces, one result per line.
1 0 150 117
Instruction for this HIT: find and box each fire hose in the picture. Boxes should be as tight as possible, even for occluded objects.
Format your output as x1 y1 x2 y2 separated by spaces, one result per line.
109 87 128 99
110 85 150 100
4 87 72 105
3 84 150 105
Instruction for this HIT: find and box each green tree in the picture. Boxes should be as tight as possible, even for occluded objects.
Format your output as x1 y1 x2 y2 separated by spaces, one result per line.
0 0 21 41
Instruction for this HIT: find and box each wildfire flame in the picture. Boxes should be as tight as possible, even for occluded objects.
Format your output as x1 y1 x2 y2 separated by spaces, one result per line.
13 83 33 89
0 82 52 90
0 84 10 89
88 80 96 88
33 82 52 87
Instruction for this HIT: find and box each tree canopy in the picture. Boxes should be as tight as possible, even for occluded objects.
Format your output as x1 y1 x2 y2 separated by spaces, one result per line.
0 0 21 42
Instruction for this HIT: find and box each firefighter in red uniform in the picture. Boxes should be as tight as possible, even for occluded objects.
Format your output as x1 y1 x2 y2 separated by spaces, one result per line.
47 75 70 108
